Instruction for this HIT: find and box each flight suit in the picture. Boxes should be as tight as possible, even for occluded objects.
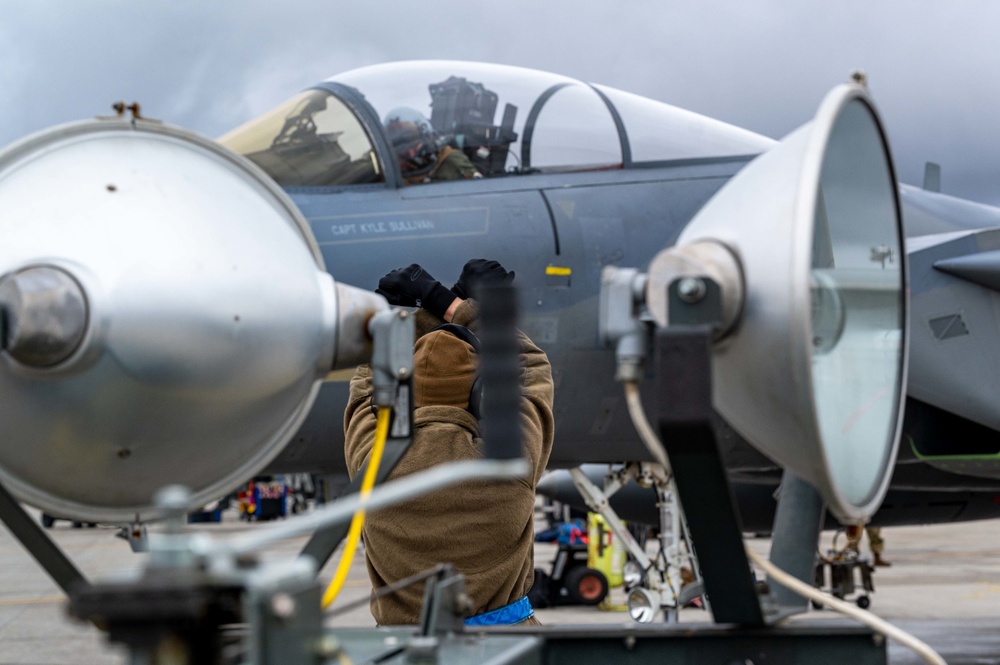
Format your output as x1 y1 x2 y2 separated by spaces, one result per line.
344 300 554 625
429 146 482 181
845 525 890 566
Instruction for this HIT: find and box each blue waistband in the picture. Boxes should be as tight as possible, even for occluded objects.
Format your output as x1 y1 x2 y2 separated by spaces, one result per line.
464 596 533 626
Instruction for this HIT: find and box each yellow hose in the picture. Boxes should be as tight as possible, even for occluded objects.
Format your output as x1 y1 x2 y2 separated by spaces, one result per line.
321 407 391 609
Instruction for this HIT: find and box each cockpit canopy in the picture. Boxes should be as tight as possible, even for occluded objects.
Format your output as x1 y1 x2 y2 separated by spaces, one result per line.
219 60 773 188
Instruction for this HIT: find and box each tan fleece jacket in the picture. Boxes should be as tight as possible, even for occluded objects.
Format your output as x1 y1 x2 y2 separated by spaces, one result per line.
344 300 554 625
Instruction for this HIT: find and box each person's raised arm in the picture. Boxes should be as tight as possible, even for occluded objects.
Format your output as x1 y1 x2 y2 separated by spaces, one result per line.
375 263 459 321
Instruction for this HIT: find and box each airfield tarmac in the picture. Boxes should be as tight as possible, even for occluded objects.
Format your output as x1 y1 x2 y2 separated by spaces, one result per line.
0 510 996 664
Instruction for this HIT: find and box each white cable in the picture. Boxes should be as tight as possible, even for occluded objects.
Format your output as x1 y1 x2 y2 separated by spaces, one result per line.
622 380 938 661
745 545 947 665
622 381 708 611
623 381 670 471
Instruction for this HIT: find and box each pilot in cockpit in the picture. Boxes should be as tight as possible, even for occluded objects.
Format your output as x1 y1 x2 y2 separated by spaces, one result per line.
383 107 482 184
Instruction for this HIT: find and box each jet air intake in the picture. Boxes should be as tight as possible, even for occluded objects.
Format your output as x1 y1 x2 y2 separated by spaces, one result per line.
643 83 908 523
0 118 387 523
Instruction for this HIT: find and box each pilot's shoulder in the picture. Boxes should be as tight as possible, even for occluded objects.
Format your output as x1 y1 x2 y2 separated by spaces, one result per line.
438 147 481 179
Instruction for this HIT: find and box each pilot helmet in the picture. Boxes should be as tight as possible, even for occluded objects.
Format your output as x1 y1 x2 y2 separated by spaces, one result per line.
383 107 439 176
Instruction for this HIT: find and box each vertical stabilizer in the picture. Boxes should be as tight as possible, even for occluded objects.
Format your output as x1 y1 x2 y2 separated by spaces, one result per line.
923 161 941 192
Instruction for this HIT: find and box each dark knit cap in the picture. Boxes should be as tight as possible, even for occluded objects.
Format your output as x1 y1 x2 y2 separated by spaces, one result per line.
413 330 477 410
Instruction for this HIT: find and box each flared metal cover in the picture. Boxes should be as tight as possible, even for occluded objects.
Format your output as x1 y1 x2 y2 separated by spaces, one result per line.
0 119 337 521
676 85 909 522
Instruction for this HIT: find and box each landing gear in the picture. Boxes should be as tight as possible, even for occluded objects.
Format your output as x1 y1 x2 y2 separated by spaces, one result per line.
566 464 703 622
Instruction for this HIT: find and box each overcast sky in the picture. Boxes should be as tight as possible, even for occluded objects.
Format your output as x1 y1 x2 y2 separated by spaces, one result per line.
2 2 998 205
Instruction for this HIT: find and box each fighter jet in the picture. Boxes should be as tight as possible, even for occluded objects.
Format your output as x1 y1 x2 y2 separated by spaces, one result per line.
205 60 1000 527
0 59 996 532
0 58 989 650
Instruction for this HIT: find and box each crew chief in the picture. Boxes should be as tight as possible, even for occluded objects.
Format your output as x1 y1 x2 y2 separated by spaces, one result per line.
344 260 554 626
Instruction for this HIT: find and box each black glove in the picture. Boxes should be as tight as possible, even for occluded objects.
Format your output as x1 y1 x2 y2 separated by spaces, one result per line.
375 264 456 319
451 259 515 300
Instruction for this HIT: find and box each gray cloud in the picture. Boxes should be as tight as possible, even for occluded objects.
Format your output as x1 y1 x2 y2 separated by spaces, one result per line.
2 1 999 204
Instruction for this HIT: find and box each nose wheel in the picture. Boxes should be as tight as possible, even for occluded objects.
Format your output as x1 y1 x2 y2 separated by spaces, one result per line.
565 566 608 605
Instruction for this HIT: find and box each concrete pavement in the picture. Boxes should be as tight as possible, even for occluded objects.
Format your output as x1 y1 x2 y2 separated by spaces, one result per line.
0 510 996 663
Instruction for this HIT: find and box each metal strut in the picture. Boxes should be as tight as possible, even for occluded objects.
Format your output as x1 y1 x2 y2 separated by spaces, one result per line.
0 480 89 596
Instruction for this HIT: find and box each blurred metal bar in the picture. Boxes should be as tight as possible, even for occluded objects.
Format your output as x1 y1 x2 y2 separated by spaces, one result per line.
479 284 522 460
0 480 88 595
654 326 764 625
212 459 530 558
